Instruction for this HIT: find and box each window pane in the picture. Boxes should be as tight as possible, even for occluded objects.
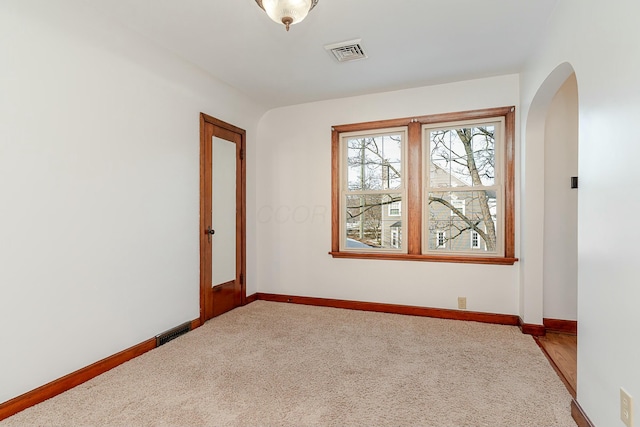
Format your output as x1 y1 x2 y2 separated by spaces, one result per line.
347 134 402 191
427 190 497 252
429 126 495 187
345 194 402 249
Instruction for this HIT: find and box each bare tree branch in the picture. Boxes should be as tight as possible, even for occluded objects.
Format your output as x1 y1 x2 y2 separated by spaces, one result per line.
346 196 401 219
428 196 491 245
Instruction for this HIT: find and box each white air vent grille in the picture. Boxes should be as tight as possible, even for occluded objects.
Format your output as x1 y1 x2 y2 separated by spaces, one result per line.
324 39 368 63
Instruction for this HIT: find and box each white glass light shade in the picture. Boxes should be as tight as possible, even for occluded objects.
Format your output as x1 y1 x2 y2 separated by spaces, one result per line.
260 0 314 31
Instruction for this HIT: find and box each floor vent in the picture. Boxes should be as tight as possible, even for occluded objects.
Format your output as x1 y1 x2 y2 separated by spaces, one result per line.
324 39 368 63
156 322 191 347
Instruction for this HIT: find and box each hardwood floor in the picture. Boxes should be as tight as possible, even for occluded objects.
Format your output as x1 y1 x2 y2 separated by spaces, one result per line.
536 332 577 397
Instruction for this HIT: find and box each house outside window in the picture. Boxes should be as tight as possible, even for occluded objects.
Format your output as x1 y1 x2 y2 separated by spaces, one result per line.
330 106 516 265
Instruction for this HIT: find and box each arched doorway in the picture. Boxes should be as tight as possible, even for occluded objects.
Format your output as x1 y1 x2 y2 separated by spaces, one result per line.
523 62 579 397
543 73 578 329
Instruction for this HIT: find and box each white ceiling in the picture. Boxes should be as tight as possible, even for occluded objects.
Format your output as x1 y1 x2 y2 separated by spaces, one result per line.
83 0 558 109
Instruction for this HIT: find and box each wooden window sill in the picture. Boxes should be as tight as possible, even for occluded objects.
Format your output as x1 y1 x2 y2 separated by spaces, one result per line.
329 251 519 265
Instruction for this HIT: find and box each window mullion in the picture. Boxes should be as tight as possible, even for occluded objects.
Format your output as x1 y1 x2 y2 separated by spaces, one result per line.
407 121 422 255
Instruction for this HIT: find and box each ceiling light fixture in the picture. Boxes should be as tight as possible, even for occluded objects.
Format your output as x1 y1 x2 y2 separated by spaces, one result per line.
255 0 319 32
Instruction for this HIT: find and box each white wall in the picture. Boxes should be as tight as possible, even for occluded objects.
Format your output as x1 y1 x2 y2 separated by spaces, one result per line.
0 1 264 403
520 0 640 424
256 75 521 315
543 74 578 321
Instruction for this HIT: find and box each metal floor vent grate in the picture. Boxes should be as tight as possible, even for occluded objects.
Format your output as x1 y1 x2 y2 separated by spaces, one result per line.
156 322 191 347
324 39 368 63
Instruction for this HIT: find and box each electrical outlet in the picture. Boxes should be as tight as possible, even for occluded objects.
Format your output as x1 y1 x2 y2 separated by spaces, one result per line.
621 388 634 427
457 297 467 310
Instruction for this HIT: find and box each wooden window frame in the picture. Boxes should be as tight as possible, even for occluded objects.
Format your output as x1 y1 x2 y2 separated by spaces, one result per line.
330 106 517 265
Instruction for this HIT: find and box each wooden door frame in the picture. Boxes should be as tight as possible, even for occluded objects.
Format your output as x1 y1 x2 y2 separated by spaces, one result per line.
199 113 246 325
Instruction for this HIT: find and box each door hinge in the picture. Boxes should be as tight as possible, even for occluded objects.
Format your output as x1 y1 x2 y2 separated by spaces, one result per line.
239 273 244 285
239 148 244 160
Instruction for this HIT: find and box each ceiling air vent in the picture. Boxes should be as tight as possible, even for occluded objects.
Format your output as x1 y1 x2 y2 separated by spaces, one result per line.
324 39 368 63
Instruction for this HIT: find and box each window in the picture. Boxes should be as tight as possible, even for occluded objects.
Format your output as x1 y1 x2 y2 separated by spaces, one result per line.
449 199 465 217
330 107 516 265
425 119 502 255
340 128 406 251
390 227 401 248
471 230 480 249
389 201 401 216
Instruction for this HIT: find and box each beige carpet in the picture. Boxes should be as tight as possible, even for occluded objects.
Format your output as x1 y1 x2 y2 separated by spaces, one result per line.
1 301 576 427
